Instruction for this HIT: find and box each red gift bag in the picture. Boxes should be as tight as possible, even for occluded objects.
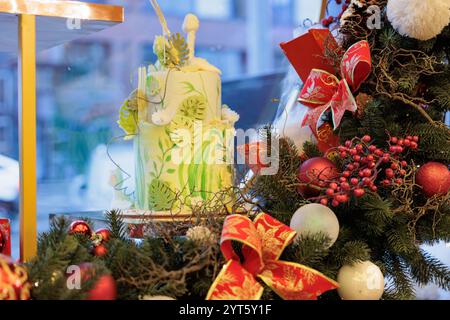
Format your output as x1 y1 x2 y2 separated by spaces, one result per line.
280 29 339 83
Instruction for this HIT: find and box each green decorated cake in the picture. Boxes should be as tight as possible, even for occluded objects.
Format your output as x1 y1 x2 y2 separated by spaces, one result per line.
117 13 239 216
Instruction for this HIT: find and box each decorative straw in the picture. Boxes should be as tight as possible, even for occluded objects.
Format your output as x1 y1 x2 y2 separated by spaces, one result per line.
149 0 171 36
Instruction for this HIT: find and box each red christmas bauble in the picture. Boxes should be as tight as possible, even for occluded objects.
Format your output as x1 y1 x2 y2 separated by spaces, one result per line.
0 254 32 300
79 263 117 300
416 162 450 197
298 157 339 198
69 220 92 237
95 228 111 243
92 244 108 257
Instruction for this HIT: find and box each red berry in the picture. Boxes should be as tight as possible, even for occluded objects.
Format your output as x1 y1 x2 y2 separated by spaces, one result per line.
382 179 390 186
401 161 408 167
375 149 384 156
354 188 365 197
339 177 347 183
341 182 350 190
336 194 349 203
347 164 355 171
404 139 411 147
400 169 406 176
332 200 340 207
340 152 347 158
329 182 338 190
367 155 374 162
396 146 404 153
385 168 395 178
326 188 335 196
369 145 377 152
413 136 419 142
368 161 376 169
353 155 361 162
370 185 378 192
362 135 371 143
356 144 363 152
410 141 418 149
391 137 398 144
389 146 396 153
406 136 413 141
350 178 359 185
359 170 365 177
363 178 371 186
345 140 352 147
363 169 372 177
350 148 357 156
353 162 360 168
391 163 399 170
320 198 329 206
398 139 404 146
322 18 329 26
395 178 403 184
343 171 351 178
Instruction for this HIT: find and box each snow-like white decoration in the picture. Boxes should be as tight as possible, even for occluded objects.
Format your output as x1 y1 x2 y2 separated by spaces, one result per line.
221 106 240 125
387 0 450 41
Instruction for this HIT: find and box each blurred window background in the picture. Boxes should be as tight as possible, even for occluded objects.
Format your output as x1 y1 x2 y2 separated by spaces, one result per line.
0 0 323 256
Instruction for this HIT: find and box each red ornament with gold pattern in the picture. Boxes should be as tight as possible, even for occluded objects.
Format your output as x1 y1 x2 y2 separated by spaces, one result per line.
69 220 92 236
297 157 339 198
0 254 32 300
206 213 338 300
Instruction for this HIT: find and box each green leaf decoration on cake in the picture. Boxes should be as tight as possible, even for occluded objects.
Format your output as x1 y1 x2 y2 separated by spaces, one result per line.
153 33 190 68
117 99 138 139
148 179 176 211
169 33 190 67
179 95 207 120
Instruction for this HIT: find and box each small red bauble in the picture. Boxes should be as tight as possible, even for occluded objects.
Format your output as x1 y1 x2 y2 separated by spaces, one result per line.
0 254 32 300
69 220 92 237
297 157 339 198
95 228 111 243
79 263 117 300
416 162 450 197
0 226 5 254
92 244 108 257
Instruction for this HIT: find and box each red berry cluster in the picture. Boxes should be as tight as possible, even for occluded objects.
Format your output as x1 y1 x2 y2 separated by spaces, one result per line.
318 134 419 207
322 0 351 27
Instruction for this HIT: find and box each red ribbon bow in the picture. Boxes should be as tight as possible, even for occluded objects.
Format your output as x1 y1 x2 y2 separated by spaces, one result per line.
299 40 372 134
206 213 338 300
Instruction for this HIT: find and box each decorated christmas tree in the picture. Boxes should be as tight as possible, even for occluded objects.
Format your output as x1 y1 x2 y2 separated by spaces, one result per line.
2 0 449 301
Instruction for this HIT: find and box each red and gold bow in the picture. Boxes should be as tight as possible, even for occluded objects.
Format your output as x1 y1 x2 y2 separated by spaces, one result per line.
206 213 338 300
299 40 372 134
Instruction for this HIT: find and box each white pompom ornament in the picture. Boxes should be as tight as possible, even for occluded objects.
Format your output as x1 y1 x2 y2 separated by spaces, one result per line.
337 261 385 300
387 0 450 41
289 203 340 248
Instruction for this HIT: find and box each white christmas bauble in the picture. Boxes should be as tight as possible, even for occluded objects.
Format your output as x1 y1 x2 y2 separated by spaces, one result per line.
289 203 340 248
387 0 450 41
337 261 385 300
